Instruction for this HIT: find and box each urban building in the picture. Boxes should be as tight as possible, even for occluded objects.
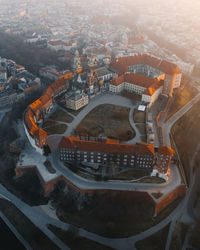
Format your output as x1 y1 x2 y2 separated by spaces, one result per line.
59 136 174 180
110 54 182 97
66 89 89 110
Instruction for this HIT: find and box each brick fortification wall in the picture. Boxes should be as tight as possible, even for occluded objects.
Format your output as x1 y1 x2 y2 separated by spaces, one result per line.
15 166 186 215
155 185 187 215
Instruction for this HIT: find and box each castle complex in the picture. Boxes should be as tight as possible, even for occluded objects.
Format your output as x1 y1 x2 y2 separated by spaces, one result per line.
23 53 181 179
59 136 175 180
109 54 182 105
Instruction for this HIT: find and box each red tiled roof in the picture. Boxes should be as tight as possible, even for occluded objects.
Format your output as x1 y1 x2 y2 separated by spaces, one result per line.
143 80 163 96
158 146 175 156
111 73 160 89
110 54 181 75
59 136 155 155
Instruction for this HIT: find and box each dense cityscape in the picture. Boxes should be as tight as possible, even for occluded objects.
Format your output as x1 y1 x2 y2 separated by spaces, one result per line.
0 0 200 249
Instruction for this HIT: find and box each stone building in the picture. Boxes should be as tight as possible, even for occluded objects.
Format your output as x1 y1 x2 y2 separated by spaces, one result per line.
66 90 88 110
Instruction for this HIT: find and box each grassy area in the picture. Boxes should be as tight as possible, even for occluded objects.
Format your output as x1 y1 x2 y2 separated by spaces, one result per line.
48 225 114 250
66 164 95 180
0 199 59 250
42 120 58 128
135 224 170 250
44 160 56 174
167 82 196 120
170 221 189 250
171 100 200 183
135 177 165 184
58 192 182 238
133 110 146 123
76 104 136 141
44 124 67 135
136 123 146 135
109 169 148 180
49 109 73 123
152 192 163 199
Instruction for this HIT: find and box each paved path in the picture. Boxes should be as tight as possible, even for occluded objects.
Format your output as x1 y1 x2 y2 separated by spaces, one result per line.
128 106 141 144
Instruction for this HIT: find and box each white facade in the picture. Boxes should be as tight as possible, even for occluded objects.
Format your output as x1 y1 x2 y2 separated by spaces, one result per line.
173 73 182 89
142 85 163 106
23 122 43 154
151 169 167 181
110 81 147 95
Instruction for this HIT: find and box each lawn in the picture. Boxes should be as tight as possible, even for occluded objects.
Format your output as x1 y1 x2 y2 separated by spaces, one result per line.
48 225 114 250
136 124 146 135
44 124 67 135
0 199 59 250
135 224 170 250
167 82 196 120
171 99 200 183
76 104 136 141
49 109 73 123
133 109 146 123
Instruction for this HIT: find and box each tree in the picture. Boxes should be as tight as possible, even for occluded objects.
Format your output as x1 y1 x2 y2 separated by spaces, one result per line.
43 145 51 156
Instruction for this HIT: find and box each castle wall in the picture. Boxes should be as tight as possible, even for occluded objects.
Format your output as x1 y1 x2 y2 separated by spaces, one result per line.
155 185 187 215
15 165 186 216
